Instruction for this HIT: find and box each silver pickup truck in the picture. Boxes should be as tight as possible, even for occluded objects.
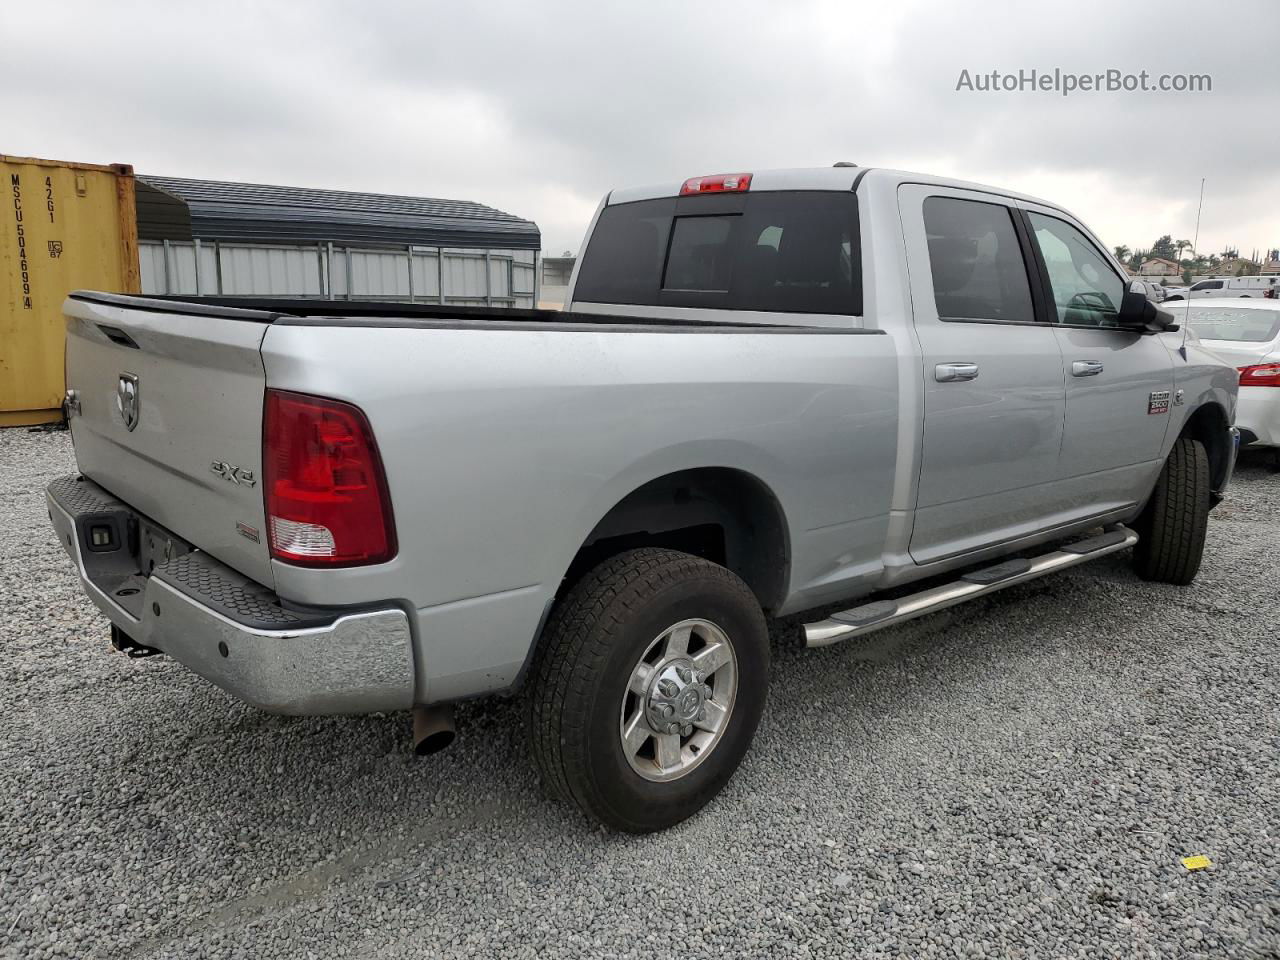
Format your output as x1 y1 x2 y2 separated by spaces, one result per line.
48 165 1238 832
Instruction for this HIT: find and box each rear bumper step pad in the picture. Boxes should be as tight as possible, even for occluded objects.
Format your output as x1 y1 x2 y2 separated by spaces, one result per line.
46 474 416 714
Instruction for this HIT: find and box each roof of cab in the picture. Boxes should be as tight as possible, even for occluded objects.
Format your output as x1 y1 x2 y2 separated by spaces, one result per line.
605 166 1060 211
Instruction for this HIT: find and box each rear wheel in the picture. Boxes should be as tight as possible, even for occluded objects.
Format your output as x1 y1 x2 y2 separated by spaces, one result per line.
528 548 768 832
1132 436 1210 585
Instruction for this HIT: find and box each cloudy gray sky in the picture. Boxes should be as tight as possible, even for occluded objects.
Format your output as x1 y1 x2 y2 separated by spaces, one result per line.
5 0 1276 259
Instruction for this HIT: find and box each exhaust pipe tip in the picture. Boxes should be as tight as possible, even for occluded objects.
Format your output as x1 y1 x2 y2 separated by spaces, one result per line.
412 703 456 756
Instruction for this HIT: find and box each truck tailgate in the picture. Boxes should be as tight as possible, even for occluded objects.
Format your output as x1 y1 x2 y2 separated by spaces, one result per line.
63 294 275 587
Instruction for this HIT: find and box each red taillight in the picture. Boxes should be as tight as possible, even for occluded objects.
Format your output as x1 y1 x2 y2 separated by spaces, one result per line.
263 390 396 567
1238 363 1280 387
679 173 752 196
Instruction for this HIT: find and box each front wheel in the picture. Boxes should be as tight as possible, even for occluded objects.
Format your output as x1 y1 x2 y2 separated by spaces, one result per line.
528 548 769 832
1132 436 1210 585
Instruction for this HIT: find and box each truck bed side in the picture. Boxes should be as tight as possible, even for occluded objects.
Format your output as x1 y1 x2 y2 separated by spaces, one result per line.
258 315 900 701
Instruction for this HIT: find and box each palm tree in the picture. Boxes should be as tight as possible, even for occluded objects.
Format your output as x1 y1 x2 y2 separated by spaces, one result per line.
1174 239 1192 264
1113 245 1131 262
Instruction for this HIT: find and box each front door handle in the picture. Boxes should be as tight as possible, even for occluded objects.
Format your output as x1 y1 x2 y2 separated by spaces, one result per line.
1071 360 1105 377
935 362 980 383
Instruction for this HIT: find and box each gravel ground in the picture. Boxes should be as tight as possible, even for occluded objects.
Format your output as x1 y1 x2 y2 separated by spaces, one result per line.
2 427 1278 960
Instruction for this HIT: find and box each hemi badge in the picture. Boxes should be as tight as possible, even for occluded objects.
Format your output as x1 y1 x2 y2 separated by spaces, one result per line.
1148 390 1171 415
236 522 261 543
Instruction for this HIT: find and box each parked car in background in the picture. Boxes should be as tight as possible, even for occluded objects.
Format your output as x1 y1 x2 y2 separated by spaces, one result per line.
1137 279 1167 301
1165 276 1280 300
47 165 1239 832
1174 298 1280 447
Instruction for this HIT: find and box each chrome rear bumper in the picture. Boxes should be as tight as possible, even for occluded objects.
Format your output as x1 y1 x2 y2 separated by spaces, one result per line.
47 475 415 715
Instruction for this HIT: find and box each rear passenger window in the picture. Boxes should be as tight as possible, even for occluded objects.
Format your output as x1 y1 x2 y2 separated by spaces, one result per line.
922 197 1034 322
574 192 861 314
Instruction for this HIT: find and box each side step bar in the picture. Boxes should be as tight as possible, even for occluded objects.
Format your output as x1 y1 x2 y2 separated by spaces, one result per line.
803 525 1138 648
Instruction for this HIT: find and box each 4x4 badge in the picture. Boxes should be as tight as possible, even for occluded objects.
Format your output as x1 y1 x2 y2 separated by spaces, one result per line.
210 461 257 487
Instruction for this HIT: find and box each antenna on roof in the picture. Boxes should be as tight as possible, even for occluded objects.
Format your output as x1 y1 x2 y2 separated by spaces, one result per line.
1180 177 1205 358
832 161 858 168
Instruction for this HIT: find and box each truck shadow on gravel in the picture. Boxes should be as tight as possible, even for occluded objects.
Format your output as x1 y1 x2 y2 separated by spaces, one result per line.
107 546 1147 828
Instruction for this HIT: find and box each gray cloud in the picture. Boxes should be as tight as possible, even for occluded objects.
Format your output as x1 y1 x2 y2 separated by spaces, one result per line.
3 0 1274 258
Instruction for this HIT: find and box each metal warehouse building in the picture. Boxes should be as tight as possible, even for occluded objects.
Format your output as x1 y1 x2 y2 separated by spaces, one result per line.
135 176 541 307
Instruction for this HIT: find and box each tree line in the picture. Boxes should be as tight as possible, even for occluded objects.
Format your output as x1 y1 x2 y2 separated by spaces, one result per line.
1112 237 1280 283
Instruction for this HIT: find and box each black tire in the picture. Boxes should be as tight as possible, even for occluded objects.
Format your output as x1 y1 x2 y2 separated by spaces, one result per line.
1132 436 1210 585
528 548 768 832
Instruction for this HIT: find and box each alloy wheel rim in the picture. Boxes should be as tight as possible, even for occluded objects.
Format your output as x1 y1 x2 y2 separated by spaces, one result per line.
618 618 738 783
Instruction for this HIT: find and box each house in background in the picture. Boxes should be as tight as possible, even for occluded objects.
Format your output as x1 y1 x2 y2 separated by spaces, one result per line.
1138 257 1181 277
1217 257 1259 277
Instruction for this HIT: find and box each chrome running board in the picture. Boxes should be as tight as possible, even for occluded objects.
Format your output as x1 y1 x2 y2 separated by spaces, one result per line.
803 525 1138 648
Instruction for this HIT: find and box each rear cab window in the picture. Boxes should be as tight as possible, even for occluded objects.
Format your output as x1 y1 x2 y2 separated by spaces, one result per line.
573 191 862 315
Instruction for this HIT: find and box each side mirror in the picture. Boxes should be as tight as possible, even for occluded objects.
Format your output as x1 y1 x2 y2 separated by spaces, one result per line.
1118 281 1179 334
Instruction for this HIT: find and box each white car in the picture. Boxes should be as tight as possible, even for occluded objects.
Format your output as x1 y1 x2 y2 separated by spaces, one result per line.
1176 298 1280 446
1165 275 1280 300
1138 279 1167 301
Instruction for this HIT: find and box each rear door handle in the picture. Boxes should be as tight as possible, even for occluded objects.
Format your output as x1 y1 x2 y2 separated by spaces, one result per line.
935 362 979 383
1071 360 1105 377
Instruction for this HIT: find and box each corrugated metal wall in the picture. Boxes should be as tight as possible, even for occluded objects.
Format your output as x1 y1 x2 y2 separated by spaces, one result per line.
140 240 538 307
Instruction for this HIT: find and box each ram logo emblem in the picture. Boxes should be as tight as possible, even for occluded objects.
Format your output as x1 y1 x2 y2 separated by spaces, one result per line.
116 373 140 431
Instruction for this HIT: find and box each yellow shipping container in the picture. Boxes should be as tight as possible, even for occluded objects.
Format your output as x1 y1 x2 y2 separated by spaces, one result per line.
1 155 140 426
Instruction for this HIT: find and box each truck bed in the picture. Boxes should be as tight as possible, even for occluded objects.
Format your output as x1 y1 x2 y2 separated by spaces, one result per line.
70 291 848 332
61 288 898 701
